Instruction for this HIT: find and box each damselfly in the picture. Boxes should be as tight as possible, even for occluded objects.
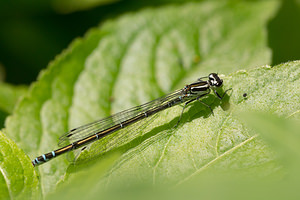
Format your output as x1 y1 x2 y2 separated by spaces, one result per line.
32 73 230 167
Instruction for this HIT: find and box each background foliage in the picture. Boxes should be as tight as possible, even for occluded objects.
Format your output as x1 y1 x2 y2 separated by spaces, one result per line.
0 0 299 199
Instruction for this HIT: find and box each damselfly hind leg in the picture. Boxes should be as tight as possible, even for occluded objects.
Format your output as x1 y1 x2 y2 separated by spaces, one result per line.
174 91 212 127
196 99 214 115
174 99 196 128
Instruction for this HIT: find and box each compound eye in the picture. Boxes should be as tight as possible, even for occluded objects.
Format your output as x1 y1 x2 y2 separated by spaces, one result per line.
216 79 223 87
209 73 223 87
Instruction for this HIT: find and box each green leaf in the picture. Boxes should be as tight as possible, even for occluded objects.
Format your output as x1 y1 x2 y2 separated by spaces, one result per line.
0 131 41 199
4 0 280 197
5 29 105 195
95 61 300 188
46 153 120 200
240 112 300 177
0 83 27 114
0 83 27 129
50 107 300 200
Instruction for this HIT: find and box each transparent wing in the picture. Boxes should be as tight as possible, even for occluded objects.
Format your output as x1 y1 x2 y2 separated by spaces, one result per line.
71 110 161 165
58 89 183 147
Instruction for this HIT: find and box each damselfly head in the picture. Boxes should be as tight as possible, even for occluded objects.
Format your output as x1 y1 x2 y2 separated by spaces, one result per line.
208 73 223 87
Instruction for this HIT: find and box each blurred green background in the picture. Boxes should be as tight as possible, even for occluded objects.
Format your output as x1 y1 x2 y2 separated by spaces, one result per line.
0 0 299 85
0 0 194 84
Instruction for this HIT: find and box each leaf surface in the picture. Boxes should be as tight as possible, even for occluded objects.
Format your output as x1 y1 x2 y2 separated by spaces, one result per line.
0 131 40 200
4 0 281 196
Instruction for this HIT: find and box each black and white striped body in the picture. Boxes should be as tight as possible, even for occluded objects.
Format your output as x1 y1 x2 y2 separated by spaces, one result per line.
32 73 224 166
